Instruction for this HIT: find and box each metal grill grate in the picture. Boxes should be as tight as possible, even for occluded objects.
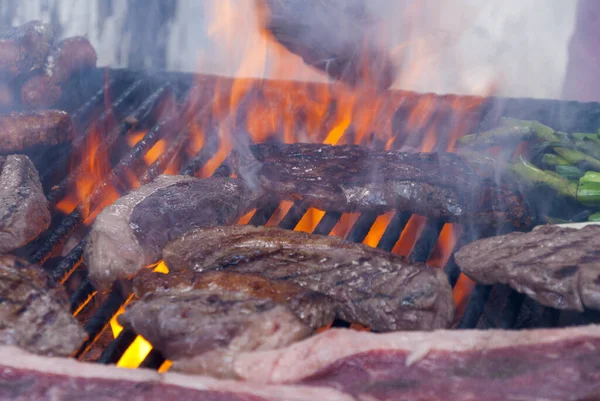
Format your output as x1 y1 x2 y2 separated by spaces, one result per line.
22 68 600 370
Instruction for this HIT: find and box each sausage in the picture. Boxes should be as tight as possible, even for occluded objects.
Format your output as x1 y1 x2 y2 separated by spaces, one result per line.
0 110 74 153
21 36 97 109
0 21 55 78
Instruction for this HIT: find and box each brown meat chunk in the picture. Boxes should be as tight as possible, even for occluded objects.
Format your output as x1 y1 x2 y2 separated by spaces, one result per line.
0 255 87 356
133 269 336 329
0 154 50 252
163 225 455 331
455 224 600 312
118 289 311 378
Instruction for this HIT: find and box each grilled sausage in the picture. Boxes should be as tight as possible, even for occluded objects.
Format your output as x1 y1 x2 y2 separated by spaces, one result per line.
0 21 55 78
21 36 97 109
0 110 74 153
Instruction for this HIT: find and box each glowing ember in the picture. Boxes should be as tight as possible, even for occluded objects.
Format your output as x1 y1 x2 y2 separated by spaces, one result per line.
362 211 395 247
294 208 326 233
391 215 428 257
237 209 257 225
453 273 476 318
330 213 361 238
427 224 463 268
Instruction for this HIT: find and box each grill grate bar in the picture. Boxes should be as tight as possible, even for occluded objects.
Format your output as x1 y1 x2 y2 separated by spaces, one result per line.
249 202 280 226
312 212 342 236
457 284 492 329
139 350 166 370
46 82 169 205
376 211 412 251
408 220 445 263
97 329 137 365
52 238 87 283
42 79 147 190
278 202 308 230
346 212 378 243
31 85 171 265
75 290 127 359
499 291 526 329
70 277 94 314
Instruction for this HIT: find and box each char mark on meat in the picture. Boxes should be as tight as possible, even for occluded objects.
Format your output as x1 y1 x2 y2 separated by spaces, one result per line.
133 269 336 329
85 176 263 291
455 224 600 312
162 225 455 331
229 143 532 228
118 289 312 378
0 154 50 252
0 255 87 357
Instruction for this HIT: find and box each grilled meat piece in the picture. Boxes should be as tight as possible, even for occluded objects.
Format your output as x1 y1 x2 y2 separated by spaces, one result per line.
163 225 454 331
0 21 55 78
0 110 74 153
455 224 600 312
21 36 97 109
20 76 62 110
0 345 347 401
0 154 50 252
133 269 336 329
118 289 311 378
258 0 395 89
85 176 262 291
229 143 532 228
0 255 87 356
235 326 600 400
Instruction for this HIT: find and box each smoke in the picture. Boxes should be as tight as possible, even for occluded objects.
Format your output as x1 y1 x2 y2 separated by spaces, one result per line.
1 0 579 98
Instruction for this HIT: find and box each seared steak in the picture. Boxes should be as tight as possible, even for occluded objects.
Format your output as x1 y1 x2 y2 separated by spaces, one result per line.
455 224 600 312
163 225 454 331
0 110 74 153
118 289 311 378
0 154 50 252
235 326 600 400
0 255 87 356
85 175 262 291
258 0 395 89
229 143 532 228
0 345 347 401
133 269 336 329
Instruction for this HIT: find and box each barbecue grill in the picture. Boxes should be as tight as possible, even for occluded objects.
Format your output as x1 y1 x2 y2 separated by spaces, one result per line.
19 67 600 371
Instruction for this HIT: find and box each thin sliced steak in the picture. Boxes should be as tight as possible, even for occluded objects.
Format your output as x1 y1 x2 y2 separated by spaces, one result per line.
0 345 351 401
133 269 336 329
0 110 74 153
228 143 532 228
235 326 600 401
455 224 600 312
163 225 454 331
85 175 262 291
0 255 87 356
0 154 50 252
118 289 311 378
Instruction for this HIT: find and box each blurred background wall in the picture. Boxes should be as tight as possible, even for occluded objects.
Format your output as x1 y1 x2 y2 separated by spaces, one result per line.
0 0 577 99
